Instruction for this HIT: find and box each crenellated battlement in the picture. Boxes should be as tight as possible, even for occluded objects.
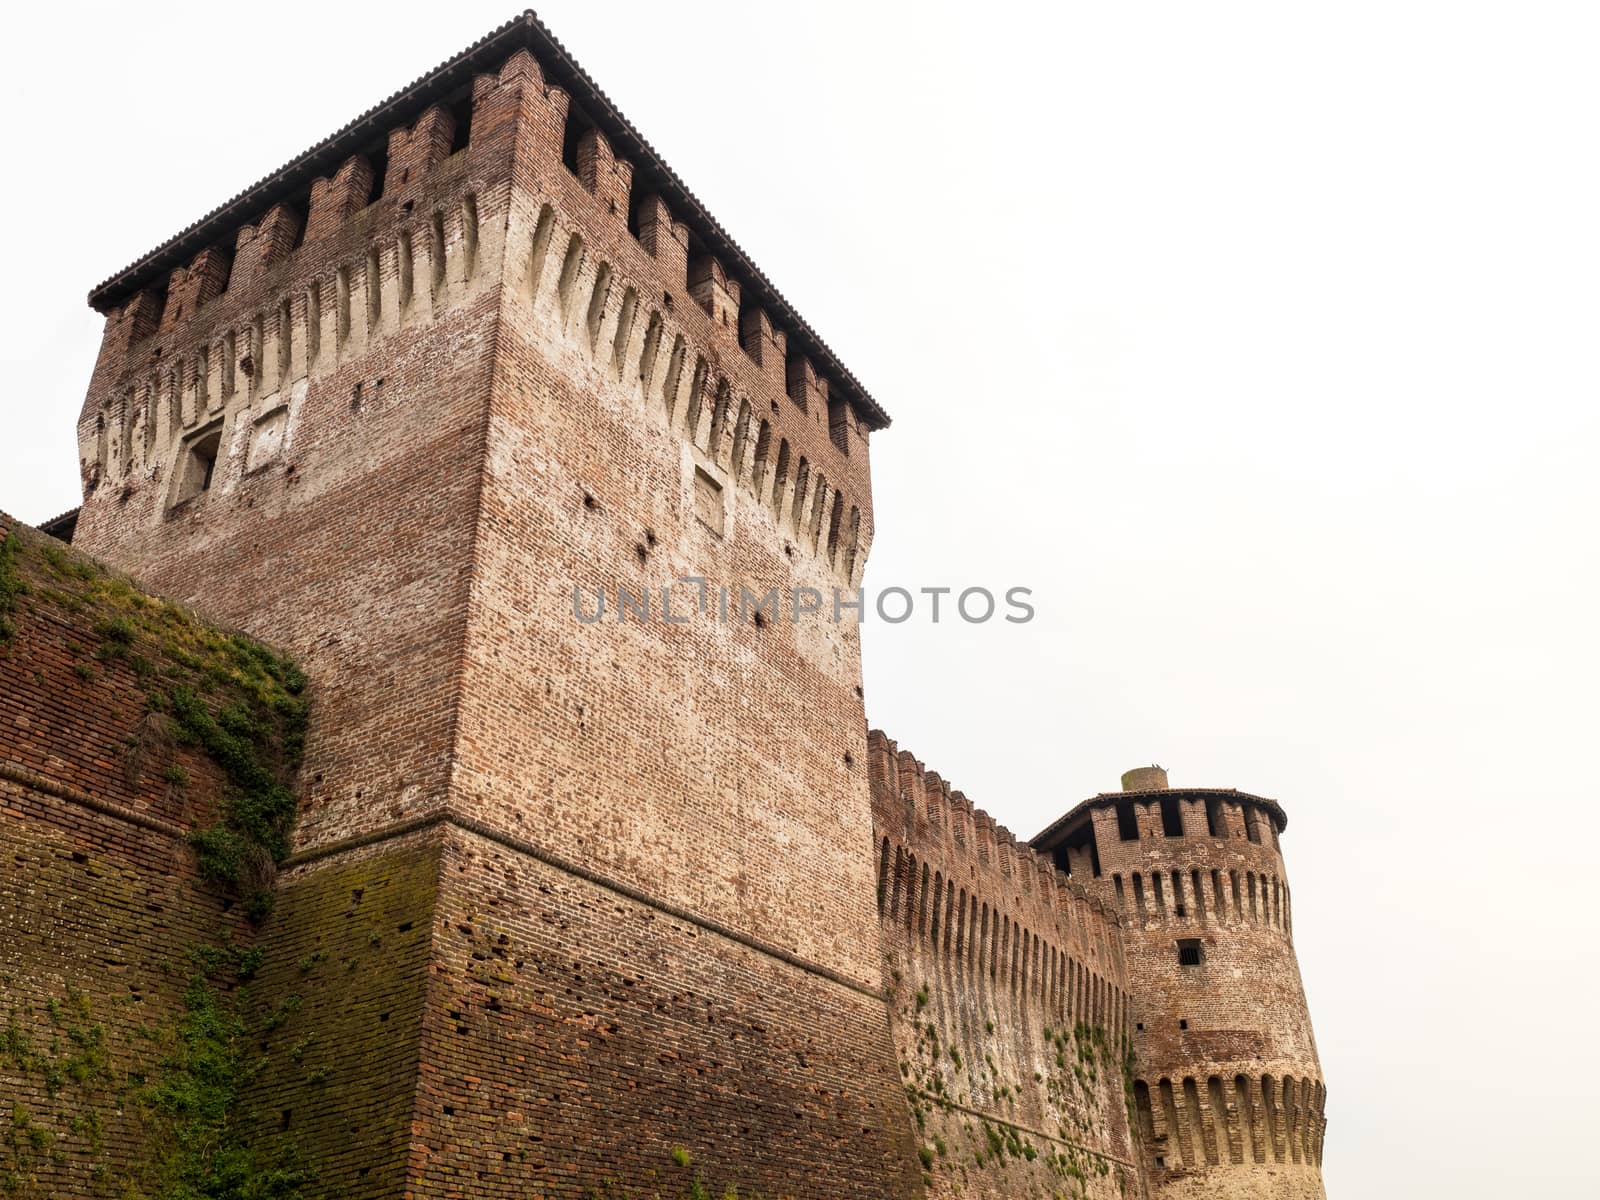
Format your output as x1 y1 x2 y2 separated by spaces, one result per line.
79 157 490 512
78 30 874 580
867 730 1129 1033
483 43 873 579
1033 786 1299 947
868 731 1140 1197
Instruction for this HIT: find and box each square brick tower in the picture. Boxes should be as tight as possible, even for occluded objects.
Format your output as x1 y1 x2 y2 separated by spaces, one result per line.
70 13 917 1198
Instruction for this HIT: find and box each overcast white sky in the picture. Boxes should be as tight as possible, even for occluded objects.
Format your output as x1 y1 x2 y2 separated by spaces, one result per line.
5 2 1597 1194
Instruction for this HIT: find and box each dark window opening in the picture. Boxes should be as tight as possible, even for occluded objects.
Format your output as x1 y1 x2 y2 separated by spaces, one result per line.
1116 800 1139 842
1205 796 1224 838
367 143 389 204
1160 795 1184 837
1245 808 1263 844
173 425 223 506
1052 819 1102 879
38 508 78 544
288 204 308 252
737 298 761 363
561 102 597 178
1177 939 1203 967
447 90 473 155
1179 1019 1189 1030
785 359 810 411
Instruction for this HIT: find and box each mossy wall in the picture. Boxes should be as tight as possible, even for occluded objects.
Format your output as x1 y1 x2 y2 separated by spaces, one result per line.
238 834 441 1199
0 518 324 1198
868 733 1144 1200
883 955 1140 1200
0 779 232 1196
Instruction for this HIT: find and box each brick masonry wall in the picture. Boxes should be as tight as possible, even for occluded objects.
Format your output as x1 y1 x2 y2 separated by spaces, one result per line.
0 523 229 830
403 823 920 1200
0 776 228 1195
0 521 246 1193
868 732 1142 1200
458 49 880 982
391 53 920 1197
1 518 455 1200
240 831 443 1200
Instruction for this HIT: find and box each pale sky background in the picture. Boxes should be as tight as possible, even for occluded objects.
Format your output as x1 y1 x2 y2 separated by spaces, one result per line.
4 3 1597 1195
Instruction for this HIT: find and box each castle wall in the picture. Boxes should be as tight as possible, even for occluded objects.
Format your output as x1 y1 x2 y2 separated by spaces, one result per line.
0 771 226 1196
241 831 443 1199
868 732 1144 1200
1065 792 1326 1199
459 47 878 982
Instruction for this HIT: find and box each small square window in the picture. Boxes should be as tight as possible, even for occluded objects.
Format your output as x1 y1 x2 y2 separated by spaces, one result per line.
1177 938 1203 967
1179 1019 1189 1030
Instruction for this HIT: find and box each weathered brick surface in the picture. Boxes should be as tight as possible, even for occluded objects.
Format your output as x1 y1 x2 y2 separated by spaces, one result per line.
405 824 919 1198
0 779 229 1194
462 46 877 982
242 832 443 1199
0 525 227 829
0 522 243 1192
869 732 1138 1200
71 141 496 853
0 521 443 1199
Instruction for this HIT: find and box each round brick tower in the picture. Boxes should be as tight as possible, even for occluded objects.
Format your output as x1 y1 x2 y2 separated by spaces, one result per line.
1031 768 1327 1199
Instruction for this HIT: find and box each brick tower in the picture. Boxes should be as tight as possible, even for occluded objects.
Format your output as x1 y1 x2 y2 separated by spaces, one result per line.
1032 768 1328 1199
68 12 917 1198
